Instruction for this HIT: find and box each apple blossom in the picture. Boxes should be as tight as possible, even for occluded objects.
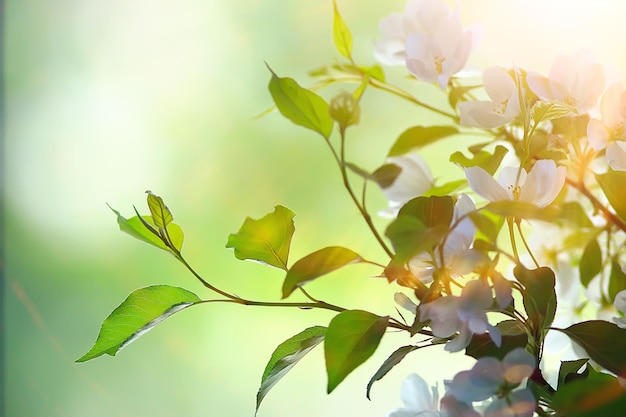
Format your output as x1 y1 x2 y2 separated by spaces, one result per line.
389 374 441 417
606 141 626 171
527 51 605 114
420 280 501 352
380 153 434 217
587 82 626 150
465 160 566 208
613 289 626 329
458 67 520 129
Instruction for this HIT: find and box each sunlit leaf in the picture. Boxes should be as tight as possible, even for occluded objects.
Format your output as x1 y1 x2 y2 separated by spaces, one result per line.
385 216 446 263
485 200 559 221
469 212 500 243
388 125 458 157
332 0 352 59
282 246 364 298
514 266 557 330
366 345 420 399
531 100 575 123
146 191 173 230
557 320 626 378
609 257 626 301
255 326 326 414
397 195 454 229
448 84 481 110
579 239 602 288
226 205 295 270
559 201 594 228
76 285 200 362
325 310 388 393
597 170 626 222
450 145 508 175
268 66 333 139
423 179 466 197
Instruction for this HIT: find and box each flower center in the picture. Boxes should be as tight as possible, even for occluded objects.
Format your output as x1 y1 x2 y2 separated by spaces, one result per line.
434 56 446 74
612 121 625 139
508 184 521 200
564 93 578 107
493 99 509 115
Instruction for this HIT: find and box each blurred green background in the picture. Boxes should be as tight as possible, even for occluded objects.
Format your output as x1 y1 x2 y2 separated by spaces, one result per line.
5 1 626 416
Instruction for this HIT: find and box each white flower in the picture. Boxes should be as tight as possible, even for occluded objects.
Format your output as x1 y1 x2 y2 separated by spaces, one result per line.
458 67 520 129
465 160 566 208
587 82 626 150
606 141 626 172
527 51 605 114
613 289 626 329
389 374 441 417
380 153 434 217
409 194 478 284
420 280 501 352
446 348 536 414
374 0 475 89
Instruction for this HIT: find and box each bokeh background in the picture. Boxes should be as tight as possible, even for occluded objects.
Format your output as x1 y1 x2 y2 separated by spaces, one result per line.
5 1 626 416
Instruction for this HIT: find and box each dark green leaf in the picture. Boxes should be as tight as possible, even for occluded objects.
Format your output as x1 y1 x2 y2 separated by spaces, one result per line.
557 358 589 388
597 170 626 222
450 144 508 175
579 239 602 288
609 257 626 301
366 345 420 399
146 191 173 230
76 285 200 362
268 67 333 139
385 216 447 263
256 326 326 414
485 200 560 221
514 266 557 330
388 125 458 157
282 246 364 298
372 163 402 188
226 205 295 270
557 320 626 377
465 333 528 361
397 195 454 229
332 0 352 59
325 310 388 393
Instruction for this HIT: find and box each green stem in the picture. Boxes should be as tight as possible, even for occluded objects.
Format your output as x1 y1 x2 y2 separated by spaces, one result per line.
516 221 540 268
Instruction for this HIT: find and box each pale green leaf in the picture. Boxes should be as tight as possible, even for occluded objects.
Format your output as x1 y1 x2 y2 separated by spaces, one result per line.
388 125 459 157
332 0 353 59
146 191 173 229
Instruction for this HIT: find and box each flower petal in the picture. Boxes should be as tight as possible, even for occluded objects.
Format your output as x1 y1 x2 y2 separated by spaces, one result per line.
519 160 565 207
465 166 510 202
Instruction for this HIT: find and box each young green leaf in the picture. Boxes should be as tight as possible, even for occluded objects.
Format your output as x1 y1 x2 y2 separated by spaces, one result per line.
385 216 447 263
226 205 296 270
146 191 173 230
397 195 454 229
450 144 508 175
332 0 352 59
557 320 626 378
514 266 557 330
325 310 388 393
282 246 364 298
579 239 602 288
609 257 626 301
557 358 589 388
267 66 333 139
256 326 326 415
531 100 575 124
423 179 466 197
485 201 560 222
366 345 420 399
596 170 626 222
76 285 200 362
108 205 184 254
387 125 459 157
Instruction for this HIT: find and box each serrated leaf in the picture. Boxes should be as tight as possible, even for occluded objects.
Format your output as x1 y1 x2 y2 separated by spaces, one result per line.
325 310 388 393
557 358 589 388
388 125 459 157
597 170 626 222
76 285 200 362
450 145 508 175
531 100 575 123
268 67 333 139
558 320 626 378
366 345 420 399
108 205 184 254
514 266 557 330
146 191 173 230
282 246 364 298
609 257 626 301
332 0 352 59
579 239 602 288
255 326 326 414
226 206 295 270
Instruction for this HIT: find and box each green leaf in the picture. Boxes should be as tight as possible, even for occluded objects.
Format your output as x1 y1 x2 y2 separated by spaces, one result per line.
268 66 333 139
146 191 173 230
332 0 352 59
552 366 626 416
557 358 589 388
325 310 388 393
559 201 594 228
468 212 501 243
226 205 296 270
485 200 559 221
579 239 602 288
465 332 528 361
108 205 184 254
76 285 200 362
557 320 626 378
597 170 626 222
255 326 326 414
609 257 626 301
366 345 420 399
514 266 557 330
448 84 481 110
450 144 508 175
397 195 454 229
531 100 575 123
385 216 446 263
282 246 364 298
423 179 466 197
372 163 402 188
388 125 459 157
